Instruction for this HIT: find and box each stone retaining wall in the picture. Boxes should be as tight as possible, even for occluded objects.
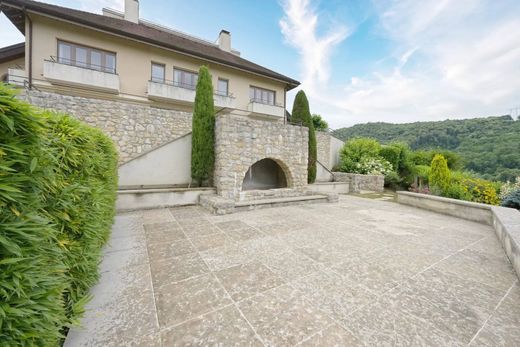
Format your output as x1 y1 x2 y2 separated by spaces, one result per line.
20 90 192 163
332 172 385 193
214 113 308 200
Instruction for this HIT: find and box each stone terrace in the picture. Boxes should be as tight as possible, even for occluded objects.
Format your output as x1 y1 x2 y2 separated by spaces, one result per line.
65 196 520 346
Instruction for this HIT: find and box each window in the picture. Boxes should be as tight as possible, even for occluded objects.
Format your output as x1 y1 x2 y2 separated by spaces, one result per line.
217 78 229 96
151 63 165 83
249 86 275 105
57 40 116 73
173 68 198 89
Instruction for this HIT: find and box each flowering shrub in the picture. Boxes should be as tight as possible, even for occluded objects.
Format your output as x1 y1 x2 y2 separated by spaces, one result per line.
348 157 393 175
501 189 520 210
454 176 500 205
499 176 520 200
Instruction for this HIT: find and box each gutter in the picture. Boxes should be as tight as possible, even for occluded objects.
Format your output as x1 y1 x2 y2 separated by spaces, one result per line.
25 8 32 89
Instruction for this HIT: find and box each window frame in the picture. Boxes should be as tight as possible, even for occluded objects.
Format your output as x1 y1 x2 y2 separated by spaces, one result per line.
150 62 166 83
249 85 276 105
173 67 198 90
56 40 117 74
216 78 229 96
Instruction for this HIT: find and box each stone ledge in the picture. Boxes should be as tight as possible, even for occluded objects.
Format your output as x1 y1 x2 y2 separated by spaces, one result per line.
116 187 215 211
396 191 520 281
332 172 384 193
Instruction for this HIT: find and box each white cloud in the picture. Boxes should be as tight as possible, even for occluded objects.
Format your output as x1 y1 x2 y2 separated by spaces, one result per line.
279 0 349 94
283 0 520 128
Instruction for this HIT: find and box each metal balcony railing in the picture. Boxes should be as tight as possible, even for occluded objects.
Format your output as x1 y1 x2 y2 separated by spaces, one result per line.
47 56 117 74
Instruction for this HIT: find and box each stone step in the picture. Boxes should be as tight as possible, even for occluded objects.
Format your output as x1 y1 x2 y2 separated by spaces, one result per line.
116 187 215 211
234 194 331 212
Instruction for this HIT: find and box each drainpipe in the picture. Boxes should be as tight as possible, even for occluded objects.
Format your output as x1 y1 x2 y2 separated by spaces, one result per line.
24 9 33 89
283 85 287 125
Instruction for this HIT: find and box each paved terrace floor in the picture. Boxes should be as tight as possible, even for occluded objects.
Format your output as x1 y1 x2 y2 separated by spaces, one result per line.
65 195 520 346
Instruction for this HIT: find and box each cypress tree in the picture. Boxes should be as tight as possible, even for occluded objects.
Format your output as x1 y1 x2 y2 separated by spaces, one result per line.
430 154 451 194
191 66 215 186
291 90 317 183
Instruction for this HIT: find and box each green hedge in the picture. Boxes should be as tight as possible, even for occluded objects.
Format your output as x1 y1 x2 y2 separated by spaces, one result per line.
0 85 118 346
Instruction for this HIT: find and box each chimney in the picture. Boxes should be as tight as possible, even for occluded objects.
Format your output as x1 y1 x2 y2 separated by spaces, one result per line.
217 30 231 52
124 0 139 23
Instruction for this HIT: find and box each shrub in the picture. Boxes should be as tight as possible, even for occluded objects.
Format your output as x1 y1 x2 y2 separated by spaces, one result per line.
501 189 520 210
339 137 381 173
380 142 416 186
415 165 430 187
412 149 463 170
444 182 473 201
350 157 393 175
384 171 401 189
291 90 317 183
499 176 520 200
0 85 118 345
191 65 215 185
429 154 451 194
448 171 500 205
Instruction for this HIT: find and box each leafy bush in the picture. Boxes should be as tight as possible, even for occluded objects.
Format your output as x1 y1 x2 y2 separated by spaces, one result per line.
412 149 463 170
0 85 118 345
380 142 416 186
448 171 500 205
501 189 520 210
499 176 520 200
339 137 381 173
349 157 393 175
292 90 317 183
415 165 430 186
429 154 451 194
444 182 473 201
384 170 401 189
191 65 215 185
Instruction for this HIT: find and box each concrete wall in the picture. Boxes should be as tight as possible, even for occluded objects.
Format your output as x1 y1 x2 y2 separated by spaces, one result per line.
308 182 350 194
20 90 192 163
396 191 493 225
26 15 287 110
333 172 384 193
214 113 308 200
118 133 192 188
316 161 333 182
116 187 215 211
316 131 344 170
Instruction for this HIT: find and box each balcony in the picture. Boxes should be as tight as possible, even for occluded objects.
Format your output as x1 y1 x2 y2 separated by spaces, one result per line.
214 92 236 109
6 68 27 87
147 80 196 104
247 99 285 118
43 57 120 93
148 80 237 109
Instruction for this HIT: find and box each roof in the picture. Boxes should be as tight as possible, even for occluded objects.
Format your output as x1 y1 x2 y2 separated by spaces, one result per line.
0 0 300 88
0 42 25 64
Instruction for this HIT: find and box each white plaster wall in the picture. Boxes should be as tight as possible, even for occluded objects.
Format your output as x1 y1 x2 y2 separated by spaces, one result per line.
316 161 333 182
329 136 344 169
118 133 192 187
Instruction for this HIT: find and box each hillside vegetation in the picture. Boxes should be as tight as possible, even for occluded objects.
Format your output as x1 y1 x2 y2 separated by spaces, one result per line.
333 115 520 182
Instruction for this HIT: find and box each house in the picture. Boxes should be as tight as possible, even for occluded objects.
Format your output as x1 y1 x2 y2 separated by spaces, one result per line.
1 0 342 211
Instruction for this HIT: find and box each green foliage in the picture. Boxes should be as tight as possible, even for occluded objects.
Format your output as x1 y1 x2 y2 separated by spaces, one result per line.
449 173 500 205
292 90 317 183
411 149 463 171
191 65 215 185
339 137 381 173
380 142 416 186
0 85 118 345
429 154 451 194
501 189 520 210
384 170 401 189
311 114 329 131
333 115 520 181
348 157 393 175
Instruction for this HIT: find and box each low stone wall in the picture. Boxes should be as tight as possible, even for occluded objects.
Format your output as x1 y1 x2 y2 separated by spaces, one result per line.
116 187 215 211
20 90 192 163
332 172 384 193
214 113 308 200
396 191 493 225
396 191 520 280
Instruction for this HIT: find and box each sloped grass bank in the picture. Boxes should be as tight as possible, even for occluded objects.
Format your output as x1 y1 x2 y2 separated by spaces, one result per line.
0 85 118 346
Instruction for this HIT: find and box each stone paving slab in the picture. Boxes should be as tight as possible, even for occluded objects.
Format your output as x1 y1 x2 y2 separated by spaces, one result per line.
65 195 520 346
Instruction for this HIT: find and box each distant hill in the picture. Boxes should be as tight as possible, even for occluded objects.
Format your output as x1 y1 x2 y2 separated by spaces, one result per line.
332 115 520 182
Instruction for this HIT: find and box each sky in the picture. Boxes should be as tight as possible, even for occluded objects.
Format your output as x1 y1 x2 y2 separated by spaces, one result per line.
1 0 519 128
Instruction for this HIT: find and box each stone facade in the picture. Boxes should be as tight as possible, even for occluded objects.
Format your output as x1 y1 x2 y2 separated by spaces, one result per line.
214 113 308 200
20 90 192 163
333 172 384 193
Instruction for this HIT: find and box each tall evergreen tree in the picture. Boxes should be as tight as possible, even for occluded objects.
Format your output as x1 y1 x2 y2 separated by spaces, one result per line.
291 90 317 183
191 66 215 185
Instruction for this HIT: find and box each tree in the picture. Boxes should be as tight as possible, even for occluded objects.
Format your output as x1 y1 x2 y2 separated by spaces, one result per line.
311 114 329 131
429 154 451 194
291 90 317 183
191 66 215 185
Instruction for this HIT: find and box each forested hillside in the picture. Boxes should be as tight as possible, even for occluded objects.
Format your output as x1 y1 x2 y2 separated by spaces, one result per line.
333 115 520 182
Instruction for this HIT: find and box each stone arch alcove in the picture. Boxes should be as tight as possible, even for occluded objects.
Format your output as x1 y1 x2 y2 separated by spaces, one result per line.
241 158 290 191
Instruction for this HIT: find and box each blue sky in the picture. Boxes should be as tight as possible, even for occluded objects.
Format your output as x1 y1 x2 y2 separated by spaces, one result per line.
2 0 520 128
